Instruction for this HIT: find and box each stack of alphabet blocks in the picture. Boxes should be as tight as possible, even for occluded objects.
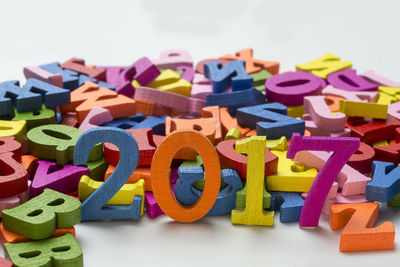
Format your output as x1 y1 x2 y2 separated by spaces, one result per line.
0 49 399 266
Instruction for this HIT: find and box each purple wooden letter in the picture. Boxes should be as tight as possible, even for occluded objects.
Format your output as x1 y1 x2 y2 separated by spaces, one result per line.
96 66 126 86
116 57 160 97
265 71 323 106
327 69 378 91
145 192 164 218
177 66 195 83
30 160 89 197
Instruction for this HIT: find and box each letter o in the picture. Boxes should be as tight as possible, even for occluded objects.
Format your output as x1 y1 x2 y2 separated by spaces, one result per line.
151 130 221 222
265 71 322 106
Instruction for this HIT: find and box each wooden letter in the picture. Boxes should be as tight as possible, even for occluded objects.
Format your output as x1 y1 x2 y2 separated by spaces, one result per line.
296 53 352 79
5 233 83 266
61 81 136 123
2 189 81 240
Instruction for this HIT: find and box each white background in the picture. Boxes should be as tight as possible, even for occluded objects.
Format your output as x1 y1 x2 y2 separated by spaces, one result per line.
1 0 400 266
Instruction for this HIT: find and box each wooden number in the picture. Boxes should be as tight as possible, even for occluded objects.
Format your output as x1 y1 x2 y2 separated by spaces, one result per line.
294 150 371 196
73 127 142 221
216 138 278 178
151 130 221 222
286 133 359 228
231 136 274 226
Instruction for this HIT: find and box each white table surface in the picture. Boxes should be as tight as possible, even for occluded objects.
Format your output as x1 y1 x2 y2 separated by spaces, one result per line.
1 0 400 266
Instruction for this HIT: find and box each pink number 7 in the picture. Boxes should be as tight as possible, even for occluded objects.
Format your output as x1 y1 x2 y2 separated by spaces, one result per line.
286 133 359 228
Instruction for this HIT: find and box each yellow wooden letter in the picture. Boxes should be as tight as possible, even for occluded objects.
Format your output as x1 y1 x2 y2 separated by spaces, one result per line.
287 105 305 118
378 86 400 102
147 69 180 87
339 100 388 119
296 52 352 79
224 128 242 140
266 150 318 192
231 136 274 226
377 93 397 105
265 136 288 151
372 140 389 147
145 69 192 96
78 175 145 215
0 120 27 143
157 79 191 96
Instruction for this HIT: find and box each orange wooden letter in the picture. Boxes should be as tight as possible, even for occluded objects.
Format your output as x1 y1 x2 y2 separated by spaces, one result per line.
61 81 136 123
330 203 395 251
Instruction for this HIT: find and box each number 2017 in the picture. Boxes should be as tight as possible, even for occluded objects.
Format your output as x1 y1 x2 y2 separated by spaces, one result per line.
74 128 359 226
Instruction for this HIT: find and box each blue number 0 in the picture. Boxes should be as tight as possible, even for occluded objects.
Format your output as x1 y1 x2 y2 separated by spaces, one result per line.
74 127 141 221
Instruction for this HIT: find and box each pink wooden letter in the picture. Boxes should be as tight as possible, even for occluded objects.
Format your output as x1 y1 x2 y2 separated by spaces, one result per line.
116 57 160 97
79 107 113 132
304 95 346 132
152 49 193 69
